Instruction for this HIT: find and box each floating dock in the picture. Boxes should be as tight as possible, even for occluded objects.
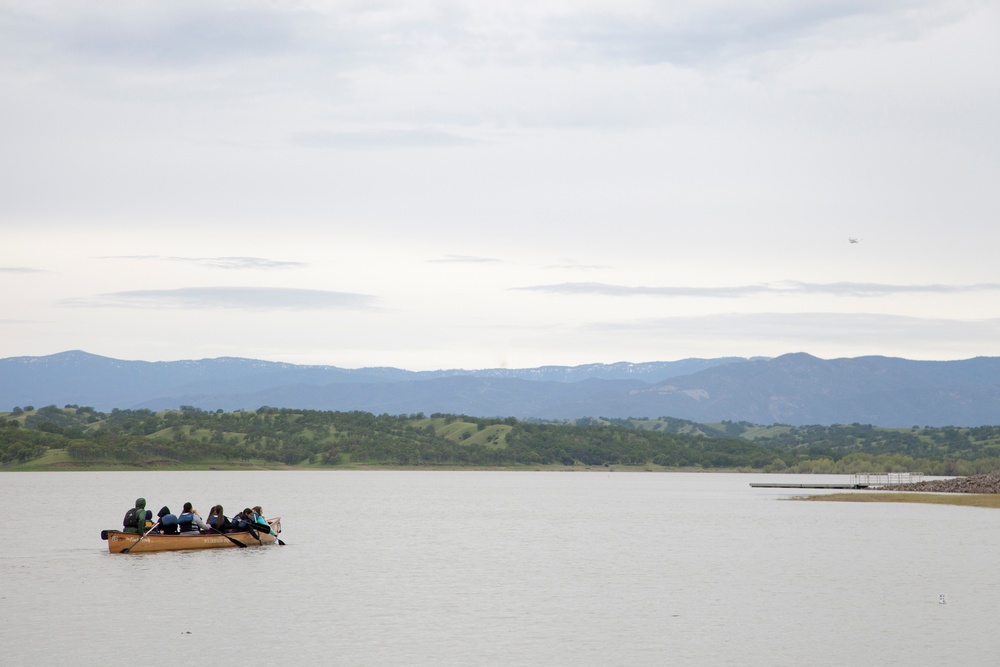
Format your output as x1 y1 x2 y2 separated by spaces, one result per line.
750 472 924 490
750 482 870 489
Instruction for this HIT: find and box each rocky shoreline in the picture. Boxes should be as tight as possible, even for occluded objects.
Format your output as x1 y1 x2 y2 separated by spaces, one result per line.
882 473 1000 494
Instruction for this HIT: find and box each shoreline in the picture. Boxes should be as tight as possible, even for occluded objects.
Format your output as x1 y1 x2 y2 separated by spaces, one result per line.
0 462 735 473
799 492 1000 509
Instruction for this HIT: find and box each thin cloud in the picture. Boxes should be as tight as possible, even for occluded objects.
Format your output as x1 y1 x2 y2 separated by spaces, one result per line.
536 1 976 71
428 254 501 264
0 266 46 273
585 312 1000 350
104 256 307 270
6 1 978 136
16 2 968 72
61 6 307 68
516 281 1000 298
62 286 376 311
288 129 480 150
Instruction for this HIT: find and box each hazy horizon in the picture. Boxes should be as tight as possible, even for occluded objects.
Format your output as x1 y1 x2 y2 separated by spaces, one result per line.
9 348 1000 373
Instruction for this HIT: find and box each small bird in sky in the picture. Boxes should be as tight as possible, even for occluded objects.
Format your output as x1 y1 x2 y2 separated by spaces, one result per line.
848 237 861 244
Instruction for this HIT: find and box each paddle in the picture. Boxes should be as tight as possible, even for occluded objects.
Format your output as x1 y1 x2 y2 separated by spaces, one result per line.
243 522 262 545
237 518 287 546
244 512 284 545
258 519 285 545
208 525 248 548
121 520 160 554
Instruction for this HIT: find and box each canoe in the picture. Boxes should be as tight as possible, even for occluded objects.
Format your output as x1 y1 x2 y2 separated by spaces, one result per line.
101 518 282 554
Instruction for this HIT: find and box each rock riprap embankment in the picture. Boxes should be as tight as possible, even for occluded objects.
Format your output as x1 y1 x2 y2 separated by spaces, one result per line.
882 473 1000 494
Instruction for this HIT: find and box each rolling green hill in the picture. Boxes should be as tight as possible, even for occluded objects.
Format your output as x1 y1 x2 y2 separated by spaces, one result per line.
3 405 1000 474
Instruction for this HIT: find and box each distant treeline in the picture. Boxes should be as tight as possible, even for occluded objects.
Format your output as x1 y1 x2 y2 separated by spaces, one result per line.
3 405 1000 474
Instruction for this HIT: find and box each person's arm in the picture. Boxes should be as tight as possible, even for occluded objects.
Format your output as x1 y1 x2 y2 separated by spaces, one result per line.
254 514 274 534
192 513 209 531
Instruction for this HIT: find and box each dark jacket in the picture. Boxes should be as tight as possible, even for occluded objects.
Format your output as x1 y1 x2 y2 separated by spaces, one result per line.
158 506 179 534
123 497 147 534
208 514 232 533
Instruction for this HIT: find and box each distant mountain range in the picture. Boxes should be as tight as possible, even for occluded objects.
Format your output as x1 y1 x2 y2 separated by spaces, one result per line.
2 350 999 427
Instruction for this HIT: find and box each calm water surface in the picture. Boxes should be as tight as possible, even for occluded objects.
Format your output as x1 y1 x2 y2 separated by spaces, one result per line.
2 471 998 666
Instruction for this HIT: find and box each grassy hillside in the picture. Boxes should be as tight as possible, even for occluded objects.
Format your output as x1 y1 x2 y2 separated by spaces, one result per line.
1 406 780 471
4 406 1000 474
546 416 1000 475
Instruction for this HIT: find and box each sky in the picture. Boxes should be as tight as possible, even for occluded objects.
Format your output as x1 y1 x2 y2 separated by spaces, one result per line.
2 0 999 370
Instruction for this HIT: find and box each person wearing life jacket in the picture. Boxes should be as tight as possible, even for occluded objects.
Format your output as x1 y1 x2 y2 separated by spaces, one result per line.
122 497 150 534
231 508 248 531
231 508 258 536
177 502 209 534
157 506 179 535
251 505 276 535
206 505 233 533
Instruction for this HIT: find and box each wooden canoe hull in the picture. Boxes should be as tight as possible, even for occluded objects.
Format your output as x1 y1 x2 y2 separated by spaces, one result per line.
102 518 281 554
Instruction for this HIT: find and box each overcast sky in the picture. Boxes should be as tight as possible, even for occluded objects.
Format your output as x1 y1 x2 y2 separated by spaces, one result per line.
2 0 999 370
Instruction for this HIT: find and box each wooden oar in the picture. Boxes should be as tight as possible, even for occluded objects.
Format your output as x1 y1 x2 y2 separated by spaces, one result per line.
208 526 248 548
247 517 284 545
244 522 262 545
261 519 285 545
121 520 160 554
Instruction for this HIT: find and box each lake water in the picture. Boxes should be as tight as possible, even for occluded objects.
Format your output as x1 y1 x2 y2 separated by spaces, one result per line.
2 470 998 666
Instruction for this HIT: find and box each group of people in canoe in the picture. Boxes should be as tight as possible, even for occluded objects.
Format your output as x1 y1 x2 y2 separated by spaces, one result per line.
122 497 274 536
